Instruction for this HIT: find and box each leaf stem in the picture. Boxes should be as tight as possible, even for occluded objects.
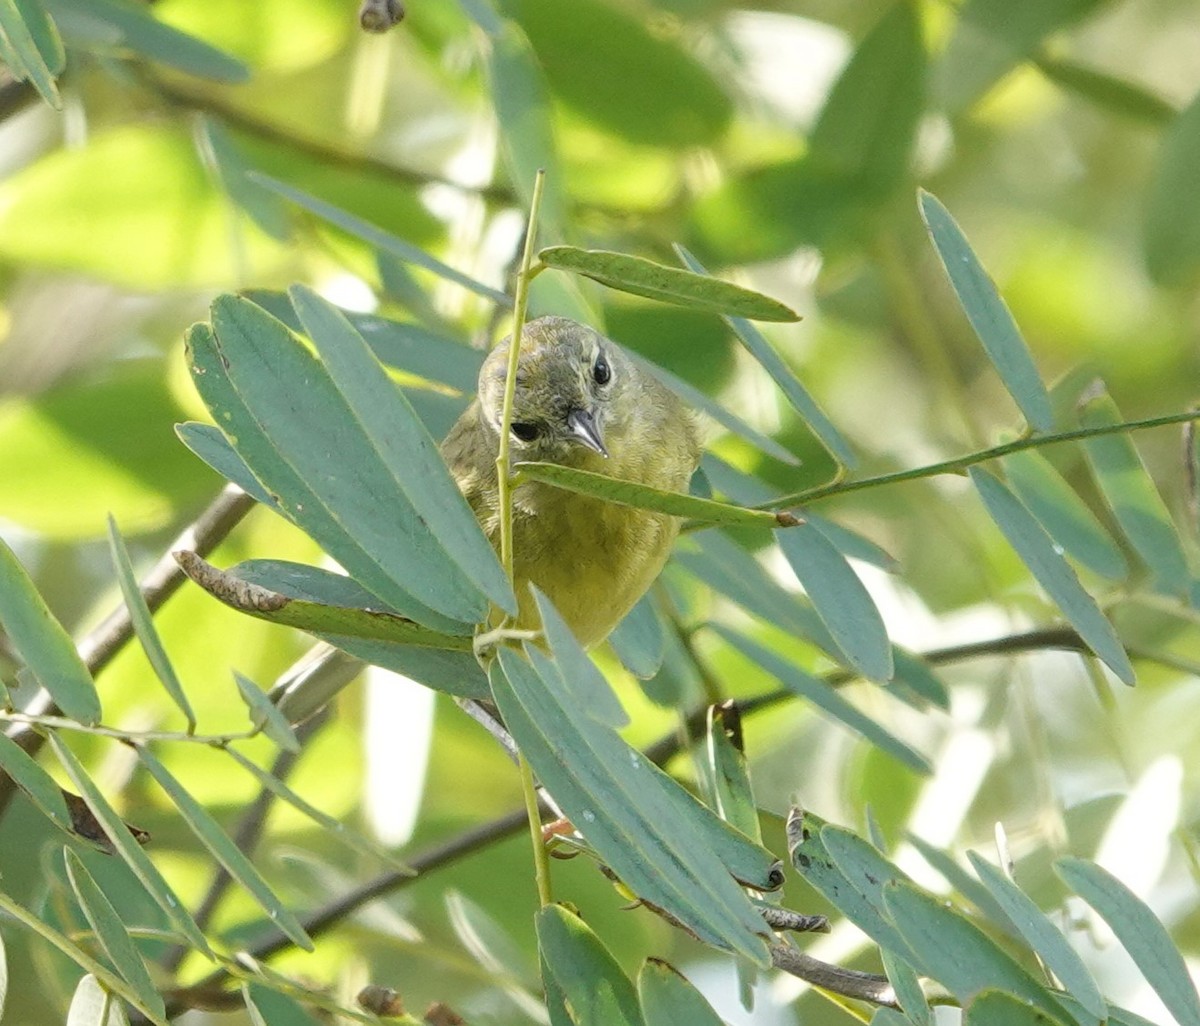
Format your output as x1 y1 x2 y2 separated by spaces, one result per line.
520 750 553 907
767 409 1200 507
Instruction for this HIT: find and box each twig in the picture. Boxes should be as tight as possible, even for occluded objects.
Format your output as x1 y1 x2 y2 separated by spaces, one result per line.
760 907 830 934
0 485 257 817
769 944 897 1007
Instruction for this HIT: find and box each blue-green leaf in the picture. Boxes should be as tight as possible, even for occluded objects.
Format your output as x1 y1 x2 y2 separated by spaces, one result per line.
706 702 761 843
0 537 101 725
777 520 894 682
233 671 300 753
0 731 71 832
608 594 666 681
966 990 1070 1026
1056 856 1200 1026
0 0 60 106
920 191 1053 432
537 905 644 1026
174 423 279 510
968 467 1134 685
967 853 1106 1026
638 959 725 1026
715 626 926 774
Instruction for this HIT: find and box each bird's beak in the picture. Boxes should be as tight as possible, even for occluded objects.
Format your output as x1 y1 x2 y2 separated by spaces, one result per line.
566 408 608 457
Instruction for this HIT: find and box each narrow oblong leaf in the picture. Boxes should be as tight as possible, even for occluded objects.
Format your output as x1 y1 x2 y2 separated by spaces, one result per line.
66 974 131 1026
1056 856 1200 1026
1144 90 1200 287
882 881 1074 1022
174 422 279 510
638 959 725 1026
251 175 510 304
1002 449 1128 581
881 950 930 1026
64 850 166 1022
288 284 514 614
892 649 950 710
707 703 761 843
776 520 894 682
1036 57 1175 125
968 467 1135 685
920 190 1053 432
540 247 800 322
0 731 71 830
1078 388 1192 597
0 537 101 724
175 551 473 649
906 834 1014 931
677 246 855 467
48 734 211 956
967 853 1106 1025
967 990 1070 1026
492 652 772 963
608 594 666 681
518 460 795 528
108 517 196 731
537 905 644 1026
233 672 299 752
196 118 289 241
717 627 929 771
0 0 60 106
135 746 313 952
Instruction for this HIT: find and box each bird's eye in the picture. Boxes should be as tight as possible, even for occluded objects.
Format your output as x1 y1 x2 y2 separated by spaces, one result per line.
593 352 611 386
510 422 540 442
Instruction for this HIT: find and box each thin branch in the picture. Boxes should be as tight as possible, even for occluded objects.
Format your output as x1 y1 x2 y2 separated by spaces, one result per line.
770 943 898 1007
769 409 1200 508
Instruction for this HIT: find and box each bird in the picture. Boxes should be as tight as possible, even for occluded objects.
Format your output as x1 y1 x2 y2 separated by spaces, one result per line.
440 316 701 648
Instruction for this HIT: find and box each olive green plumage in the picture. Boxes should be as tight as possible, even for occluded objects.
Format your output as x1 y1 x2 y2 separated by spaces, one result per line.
441 316 700 647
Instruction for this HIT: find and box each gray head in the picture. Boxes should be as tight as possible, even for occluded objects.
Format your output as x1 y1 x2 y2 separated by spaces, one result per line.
478 316 629 461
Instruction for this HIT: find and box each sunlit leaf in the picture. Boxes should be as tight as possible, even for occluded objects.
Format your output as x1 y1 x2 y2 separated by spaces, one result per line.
1078 387 1191 597
108 516 196 732
638 959 725 1026
967 853 1106 1025
66 974 131 1026
968 467 1134 685
920 191 1053 432
64 849 166 1022
536 905 644 1026
676 246 856 468
1056 857 1200 1026
136 745 313 951
777 520 894 682
1036 56 1175 125
539 247 799 322
0 536 101 724
1002 449 1128 581
713 626 926 774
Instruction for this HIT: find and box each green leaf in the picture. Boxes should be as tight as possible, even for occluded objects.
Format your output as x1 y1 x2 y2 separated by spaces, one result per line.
315 638 489 700
174 422 279 510
608 594 666 681
706 702 761 843
1145 90 1200 286
776 520 895 682
1002 449 1128 581
919 191 1053 432
500 0 731 148
175 551 473 649
485 21 565 236
536 905 645 1026
624 350 801 465
492 651 772 962
135 745 313 952
0 731 71 831
966 991 1071 1026
0 892 161 1024
883 882 1075 1022
881 949 930 1026
715 626 927 774
251 174 510 304
45 0 248 81
224 745 413 873
937 0 1108 113
64 850 166 1022
1036 56 1175 125
1056 856 1200 1026
1078 388 1192 597
968 467 1134 685
196 117 290 240
539 247 800 322
288 284 514 614
14 0 63 70
233 671 300 752
66 974 130 1026
518 461 792 528
48 733 211 955
241 986 268 1026
0 0 60 106
0 536 101 724
189 306 476 630
638 959 725 1026
891 650 950 710
108 516 196 732
676 246 856 468
446 890 539 1000
967 853 1106 1025
906 834 1015 932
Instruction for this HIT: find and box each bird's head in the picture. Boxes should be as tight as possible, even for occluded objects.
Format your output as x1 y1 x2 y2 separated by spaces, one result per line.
478 316 628 463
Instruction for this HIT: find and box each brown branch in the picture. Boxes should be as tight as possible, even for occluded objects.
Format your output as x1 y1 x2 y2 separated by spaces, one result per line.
770 944 898 1007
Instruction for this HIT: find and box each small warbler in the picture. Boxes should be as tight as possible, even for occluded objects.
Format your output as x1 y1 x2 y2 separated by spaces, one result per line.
441 316 700 647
